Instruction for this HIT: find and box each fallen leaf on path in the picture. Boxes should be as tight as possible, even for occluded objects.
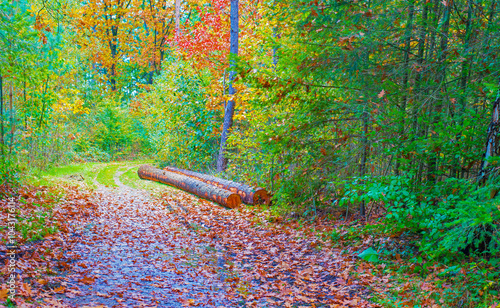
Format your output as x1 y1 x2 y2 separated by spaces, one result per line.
53 286 65 294
96 292 111 298
0 288 8 300
79 277 95 284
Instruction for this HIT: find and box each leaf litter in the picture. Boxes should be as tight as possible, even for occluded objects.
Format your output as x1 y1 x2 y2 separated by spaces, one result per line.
1 178 378 307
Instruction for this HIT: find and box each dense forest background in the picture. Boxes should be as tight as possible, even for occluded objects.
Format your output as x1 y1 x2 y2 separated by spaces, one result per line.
1 0 500 304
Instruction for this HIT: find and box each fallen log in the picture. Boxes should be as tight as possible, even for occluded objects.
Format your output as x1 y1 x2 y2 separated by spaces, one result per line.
163 166 270 205
138 165 241 209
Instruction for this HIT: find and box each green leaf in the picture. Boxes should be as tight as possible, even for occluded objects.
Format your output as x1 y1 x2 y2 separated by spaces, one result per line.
358 247 379 262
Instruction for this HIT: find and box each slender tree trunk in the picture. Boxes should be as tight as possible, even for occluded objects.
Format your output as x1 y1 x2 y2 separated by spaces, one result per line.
104 2 120 92
273 27 279 68
222 69 226 110
395 0 415 176
23 79 27 129
458 0 473 109
455 0 473 178
216 0 239 172
413 1 428 186
110 63 117 91
175 0 180 34
414 1 428 98
359 109 369 216
9 82 13 155
478 77 500 183
38 78 49 129
424 0 442 63
427 0 451 183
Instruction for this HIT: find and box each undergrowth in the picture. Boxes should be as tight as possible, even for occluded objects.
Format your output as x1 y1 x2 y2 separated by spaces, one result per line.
0 185 64 244
323 173 500 307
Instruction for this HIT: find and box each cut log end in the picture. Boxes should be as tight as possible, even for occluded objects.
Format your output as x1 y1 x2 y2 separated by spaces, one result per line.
226 194 241 209
253 189 270 205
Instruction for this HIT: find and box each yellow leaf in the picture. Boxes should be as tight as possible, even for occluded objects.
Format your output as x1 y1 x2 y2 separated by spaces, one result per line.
0 288 9 300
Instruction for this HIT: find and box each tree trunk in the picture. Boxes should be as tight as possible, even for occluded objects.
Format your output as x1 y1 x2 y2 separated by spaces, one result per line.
38 78 49 129
103 2 120 92
175 0 180 34
9 82 13 155
138 165 241 208
412 1 428 186
216 0 239 172
395 0 414 176
164 166 270 205
478 77 500 183
273 27 279 68
427 0 451 183
454 0 473 178
359 109 369 216
23 79 27 129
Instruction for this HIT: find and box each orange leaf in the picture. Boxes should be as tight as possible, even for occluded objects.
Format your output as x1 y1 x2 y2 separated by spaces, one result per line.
53 286 65 294
80 277 95 284
37 279 48 285
21 283 33 296
0 288 9 300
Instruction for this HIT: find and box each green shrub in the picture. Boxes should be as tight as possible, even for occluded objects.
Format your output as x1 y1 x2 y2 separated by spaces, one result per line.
339 175 500 259
0 157 20 187
74 146 111 162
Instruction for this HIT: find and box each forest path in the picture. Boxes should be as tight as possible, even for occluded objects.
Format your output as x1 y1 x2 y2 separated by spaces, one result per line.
61 165 233 307
39 162 374 307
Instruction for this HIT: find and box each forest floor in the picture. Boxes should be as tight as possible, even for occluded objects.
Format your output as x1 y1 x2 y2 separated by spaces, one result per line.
0 162 477 307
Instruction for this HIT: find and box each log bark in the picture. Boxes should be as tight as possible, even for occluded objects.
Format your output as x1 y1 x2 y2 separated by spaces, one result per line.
163 166 270 205
138 165 241 208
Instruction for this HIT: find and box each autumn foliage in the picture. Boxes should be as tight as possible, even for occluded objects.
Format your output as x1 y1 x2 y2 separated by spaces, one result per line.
1 0 500 306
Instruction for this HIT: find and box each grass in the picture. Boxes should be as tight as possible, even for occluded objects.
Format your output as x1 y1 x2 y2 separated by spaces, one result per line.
27 162 103 188
27 159 156 189
119 167 139 188
26 159 177 196
96 163 125 187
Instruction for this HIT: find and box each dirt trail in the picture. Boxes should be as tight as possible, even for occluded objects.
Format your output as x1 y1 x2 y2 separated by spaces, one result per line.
51 165 373 307
62 168 235 307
